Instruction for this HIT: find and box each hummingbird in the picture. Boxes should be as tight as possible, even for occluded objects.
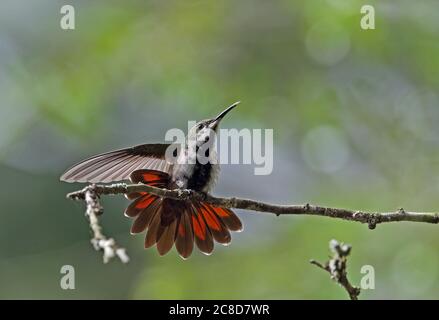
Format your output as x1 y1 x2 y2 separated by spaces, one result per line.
60 102 242 259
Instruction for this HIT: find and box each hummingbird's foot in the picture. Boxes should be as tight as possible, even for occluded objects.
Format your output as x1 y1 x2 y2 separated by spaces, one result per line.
177 189 194 199
176 189 207 201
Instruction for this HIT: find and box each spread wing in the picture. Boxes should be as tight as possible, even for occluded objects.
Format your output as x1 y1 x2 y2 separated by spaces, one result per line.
60 143 176 183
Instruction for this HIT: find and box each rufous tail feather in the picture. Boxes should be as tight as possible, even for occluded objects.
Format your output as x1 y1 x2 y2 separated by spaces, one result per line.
125 169 243 258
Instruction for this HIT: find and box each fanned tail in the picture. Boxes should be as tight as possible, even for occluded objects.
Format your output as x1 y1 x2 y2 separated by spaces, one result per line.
125 169 243 259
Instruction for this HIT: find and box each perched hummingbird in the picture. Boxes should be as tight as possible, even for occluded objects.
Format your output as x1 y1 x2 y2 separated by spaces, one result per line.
61 102 242 259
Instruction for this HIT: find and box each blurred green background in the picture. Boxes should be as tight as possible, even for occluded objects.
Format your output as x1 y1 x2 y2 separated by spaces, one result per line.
1 0 439 299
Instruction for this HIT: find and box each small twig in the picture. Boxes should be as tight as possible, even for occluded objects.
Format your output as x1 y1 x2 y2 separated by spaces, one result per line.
80 185 129 264
310 239 360 300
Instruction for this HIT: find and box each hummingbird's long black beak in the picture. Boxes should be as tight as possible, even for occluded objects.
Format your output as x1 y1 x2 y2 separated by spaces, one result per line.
210 101 240 129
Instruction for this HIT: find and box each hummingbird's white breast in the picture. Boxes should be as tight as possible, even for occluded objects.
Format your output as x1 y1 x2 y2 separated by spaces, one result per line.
171 145 219 192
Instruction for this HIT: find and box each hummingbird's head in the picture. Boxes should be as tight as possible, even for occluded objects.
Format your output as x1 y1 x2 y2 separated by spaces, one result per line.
188 101 239 146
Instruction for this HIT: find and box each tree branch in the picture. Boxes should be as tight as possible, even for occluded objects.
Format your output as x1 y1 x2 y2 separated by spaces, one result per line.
67 183 439 230
67 183 439 265
310 239 360 300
